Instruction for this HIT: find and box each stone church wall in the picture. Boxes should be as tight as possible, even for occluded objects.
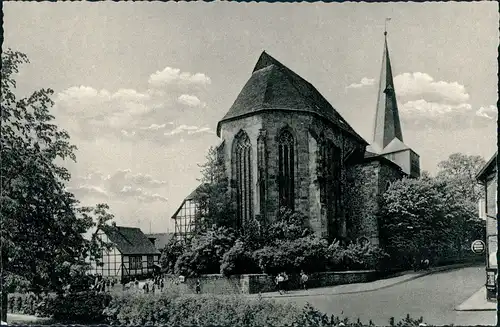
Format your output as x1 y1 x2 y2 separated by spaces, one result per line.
219 115 263 221
345 160 404 246
218 111 366 239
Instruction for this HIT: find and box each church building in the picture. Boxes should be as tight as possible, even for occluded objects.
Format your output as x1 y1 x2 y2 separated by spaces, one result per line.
172 32 420 245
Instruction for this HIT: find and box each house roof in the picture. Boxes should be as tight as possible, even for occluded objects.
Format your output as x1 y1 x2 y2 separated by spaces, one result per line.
216 51 367 145
145 232 174 250
476 152 498 182
101 225 160 255
171 183 208 219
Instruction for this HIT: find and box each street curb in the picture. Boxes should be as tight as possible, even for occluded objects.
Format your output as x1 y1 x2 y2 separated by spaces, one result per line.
454 308 497 312
255 262 482 299
454 286 497 312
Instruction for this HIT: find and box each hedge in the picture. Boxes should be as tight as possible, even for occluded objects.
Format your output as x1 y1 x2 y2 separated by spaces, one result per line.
8 292 490 327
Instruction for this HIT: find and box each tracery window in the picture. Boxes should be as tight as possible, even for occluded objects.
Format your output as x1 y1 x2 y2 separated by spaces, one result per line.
321 139 341 240
278 130 295 210
233 131 253 230
257 130 267 219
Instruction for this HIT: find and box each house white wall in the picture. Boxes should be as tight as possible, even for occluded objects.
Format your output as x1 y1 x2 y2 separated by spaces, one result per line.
90 232 123 278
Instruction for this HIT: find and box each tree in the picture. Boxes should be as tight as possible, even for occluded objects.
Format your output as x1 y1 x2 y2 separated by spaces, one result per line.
436 153 487 258
174 226 237 276
436 153 486 203
379 177 455 268
159 238 186 274
193 144 236 231
1 49 110 320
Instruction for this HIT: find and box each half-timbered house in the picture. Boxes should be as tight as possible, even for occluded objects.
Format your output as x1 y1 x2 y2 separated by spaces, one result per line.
90 224 161 283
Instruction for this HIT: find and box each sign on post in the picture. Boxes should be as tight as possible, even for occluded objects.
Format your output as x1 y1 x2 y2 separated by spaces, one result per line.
471 240 486 254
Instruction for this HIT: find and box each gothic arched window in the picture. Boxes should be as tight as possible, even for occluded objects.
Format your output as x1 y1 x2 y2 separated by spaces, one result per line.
278 130 295 210
233 131 253 230
257 130 267 220
321 139 341 240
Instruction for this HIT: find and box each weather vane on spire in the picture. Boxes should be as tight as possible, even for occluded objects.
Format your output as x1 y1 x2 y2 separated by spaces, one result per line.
384 18 392 36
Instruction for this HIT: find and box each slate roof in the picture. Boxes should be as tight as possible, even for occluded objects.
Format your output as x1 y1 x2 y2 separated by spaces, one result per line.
216 51 367 145
380 138 411 155
372 34 404 150
476 152 497 182
146 232 174 250
363 150 405 174
101 225 160 255
171 183 208 219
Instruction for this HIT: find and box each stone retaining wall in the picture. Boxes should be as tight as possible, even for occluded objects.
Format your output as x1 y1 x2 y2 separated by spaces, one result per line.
164 270 378 295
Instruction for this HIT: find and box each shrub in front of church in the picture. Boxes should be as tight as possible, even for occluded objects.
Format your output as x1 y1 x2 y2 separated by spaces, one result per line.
252 235 329 274
340 242 390 271
266 208 313 242
174 226 237 276
313 240 390 272
220 239 260 276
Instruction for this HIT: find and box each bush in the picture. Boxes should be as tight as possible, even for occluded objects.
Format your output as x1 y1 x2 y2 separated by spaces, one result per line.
266 208 313 242
104 292 300 326
324 240 390 272
253 235 329 274
325 240 345 271
7 293 54 317
341 242 390 271
174 226 237 276
104 293 432 327
160 238 187 274
220 240 260 276
40 291 112 323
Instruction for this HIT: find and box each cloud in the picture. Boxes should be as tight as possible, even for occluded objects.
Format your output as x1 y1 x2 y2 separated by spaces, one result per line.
177 94 204 107
399 100 496 130
476 105 497 120
389 72 495 129
121 130 136 137
69 169 168 203
66 185 109 198
54 66 213 142
119 186 168 202
164 124 214 136
346 77 375 89
400 99 473 117
394 72 469 105
187 127 213 135
139 123 173 130
148 67 212 88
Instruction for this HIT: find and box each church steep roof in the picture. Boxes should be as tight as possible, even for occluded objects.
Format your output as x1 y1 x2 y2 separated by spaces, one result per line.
372 33 404 151
380 138 410 155
216 51 367 145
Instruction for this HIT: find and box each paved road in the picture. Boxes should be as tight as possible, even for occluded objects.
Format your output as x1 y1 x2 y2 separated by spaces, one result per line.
272 266 496 326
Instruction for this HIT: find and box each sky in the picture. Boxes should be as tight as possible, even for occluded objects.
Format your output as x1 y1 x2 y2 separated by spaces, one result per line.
4 2 498 234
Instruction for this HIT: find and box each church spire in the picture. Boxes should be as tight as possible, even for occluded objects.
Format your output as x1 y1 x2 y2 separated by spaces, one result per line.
372 24 404 152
